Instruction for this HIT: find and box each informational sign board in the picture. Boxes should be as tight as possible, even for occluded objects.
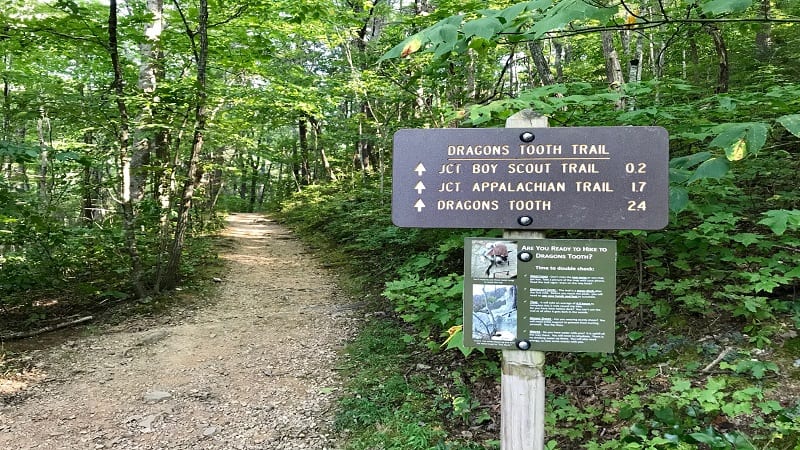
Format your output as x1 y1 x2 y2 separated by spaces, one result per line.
463 238 616 353
392 127 668 230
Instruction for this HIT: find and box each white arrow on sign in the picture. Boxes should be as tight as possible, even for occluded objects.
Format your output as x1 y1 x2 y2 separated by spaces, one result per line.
414 199 425 212
414 163 426 176
414 181 426 194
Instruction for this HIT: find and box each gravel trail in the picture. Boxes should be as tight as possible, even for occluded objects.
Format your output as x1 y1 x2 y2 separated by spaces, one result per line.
0 213 358 449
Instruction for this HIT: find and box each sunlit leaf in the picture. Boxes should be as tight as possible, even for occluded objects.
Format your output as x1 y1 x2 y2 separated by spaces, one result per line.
380 33 426 61
709 122 768 160
727 138 746 161
400 36 423 58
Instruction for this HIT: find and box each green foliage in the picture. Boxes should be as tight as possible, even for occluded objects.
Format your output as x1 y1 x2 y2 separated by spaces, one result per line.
274 166 797 450
776 114 800 137
335 321 447 449
334 318 497 450
275 72 799 448
383 274 463 350
757 209 800 236
719 358 779 380
561 366 800 450
381 0 620 61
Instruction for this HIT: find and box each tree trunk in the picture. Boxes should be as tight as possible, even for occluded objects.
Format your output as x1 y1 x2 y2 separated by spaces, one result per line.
755 0 773 60
627 32 644 109
298 117 310 184
705 24 729 94
0 69 14 185
80 131 100 224
291 143 301 188
206 149 224 212
238 152 247 198
109 0 146 298
153 106 188 294
687 31 699 83
259 163 271 205
161 0 209 291
308 116 336 182
131 0 163 202
36 109 49 203
276 162 284 197
629 32 643 84
601 31 616 86
2 70 10 144
356 102 376 174
601 31 625 109
508 52 519 97
248 155 259 212
552 39 565 83
2 69 12 184
527 40 554 86
466 49 477 99
81 163 94 224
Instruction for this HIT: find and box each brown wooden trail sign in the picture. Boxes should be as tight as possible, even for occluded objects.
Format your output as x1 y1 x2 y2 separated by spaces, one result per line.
391 125 668 230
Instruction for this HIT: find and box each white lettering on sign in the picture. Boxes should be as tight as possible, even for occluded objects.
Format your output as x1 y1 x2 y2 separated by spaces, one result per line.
507 163 552 174
536 253 567 259
438 182 461 192
571 144 609 155
437 163 462 174
448 145 510 156
575 181 614 192
561 163 599 174
472 163 498 174
508 200 552 211
519 144 562 155
472 181 565 192
436 200 500 211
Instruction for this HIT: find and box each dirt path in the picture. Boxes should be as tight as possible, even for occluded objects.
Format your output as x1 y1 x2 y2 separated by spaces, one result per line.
0 213 359 450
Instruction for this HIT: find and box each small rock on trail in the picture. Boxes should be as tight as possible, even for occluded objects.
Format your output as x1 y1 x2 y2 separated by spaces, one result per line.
0 213 359 450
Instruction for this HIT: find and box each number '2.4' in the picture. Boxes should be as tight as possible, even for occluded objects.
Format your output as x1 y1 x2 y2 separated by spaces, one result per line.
628 200 647 211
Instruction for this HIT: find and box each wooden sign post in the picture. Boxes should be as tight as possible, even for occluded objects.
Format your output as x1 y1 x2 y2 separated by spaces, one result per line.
502 110 547 450
390 110 668 449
